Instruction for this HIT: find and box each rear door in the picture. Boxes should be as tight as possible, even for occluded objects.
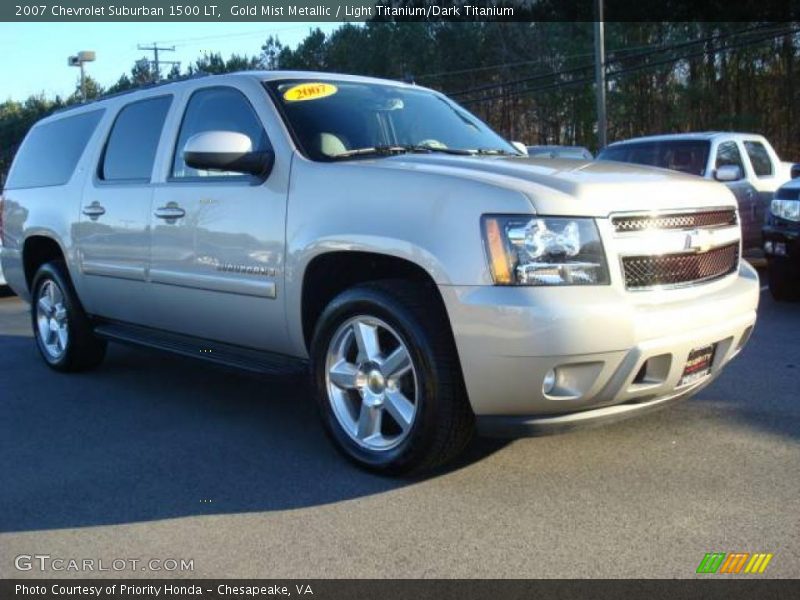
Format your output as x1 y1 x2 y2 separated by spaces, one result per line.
740 139 782 252
147 84 290 353
76 95 172 323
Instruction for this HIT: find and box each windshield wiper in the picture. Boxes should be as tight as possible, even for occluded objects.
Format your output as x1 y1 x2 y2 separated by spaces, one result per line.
473 148 518 156
330 144 476 159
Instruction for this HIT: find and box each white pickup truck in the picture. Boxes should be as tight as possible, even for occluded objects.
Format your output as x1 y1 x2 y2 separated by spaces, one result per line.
598 133 796 255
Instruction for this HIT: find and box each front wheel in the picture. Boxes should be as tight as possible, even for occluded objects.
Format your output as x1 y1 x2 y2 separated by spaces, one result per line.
311 281 474 474
31 261 107 371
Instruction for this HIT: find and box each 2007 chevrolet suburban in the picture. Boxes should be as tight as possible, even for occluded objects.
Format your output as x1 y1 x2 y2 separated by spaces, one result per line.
0 72 760 473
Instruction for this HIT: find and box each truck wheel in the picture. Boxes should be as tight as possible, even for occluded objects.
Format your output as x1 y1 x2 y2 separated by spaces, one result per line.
311 280 474 474
767 260 800 302
31 261 107 372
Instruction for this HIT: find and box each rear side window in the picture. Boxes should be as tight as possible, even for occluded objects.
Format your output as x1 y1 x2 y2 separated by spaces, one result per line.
100 96 172 182
743 141 773 177
5 109 103 190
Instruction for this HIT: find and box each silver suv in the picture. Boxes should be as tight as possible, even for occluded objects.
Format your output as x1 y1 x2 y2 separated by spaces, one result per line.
0 72 760 473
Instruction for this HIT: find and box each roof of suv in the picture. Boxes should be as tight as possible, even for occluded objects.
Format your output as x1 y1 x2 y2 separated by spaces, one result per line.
607 132 767 146
50 70 422 119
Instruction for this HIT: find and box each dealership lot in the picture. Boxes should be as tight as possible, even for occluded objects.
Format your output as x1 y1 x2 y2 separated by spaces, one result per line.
0 283 798 578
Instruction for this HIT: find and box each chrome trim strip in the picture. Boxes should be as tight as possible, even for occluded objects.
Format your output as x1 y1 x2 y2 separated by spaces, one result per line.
149 268 277 298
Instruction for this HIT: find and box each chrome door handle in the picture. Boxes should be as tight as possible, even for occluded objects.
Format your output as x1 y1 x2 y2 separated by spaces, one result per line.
154 204 186 220
82 201 106 219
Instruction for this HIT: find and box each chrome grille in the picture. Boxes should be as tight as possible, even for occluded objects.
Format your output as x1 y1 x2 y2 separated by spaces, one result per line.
612 209 737 233
622 243 739 290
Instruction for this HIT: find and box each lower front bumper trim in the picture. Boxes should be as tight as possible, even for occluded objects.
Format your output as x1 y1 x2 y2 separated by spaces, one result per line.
476 378 711 438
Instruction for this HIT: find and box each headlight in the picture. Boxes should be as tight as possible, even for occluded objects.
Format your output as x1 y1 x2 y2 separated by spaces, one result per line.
771 199 800 221
482 215 609 286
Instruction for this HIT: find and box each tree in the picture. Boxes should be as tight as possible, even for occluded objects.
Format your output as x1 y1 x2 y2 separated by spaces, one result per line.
68 74 103 103
261 35 284 70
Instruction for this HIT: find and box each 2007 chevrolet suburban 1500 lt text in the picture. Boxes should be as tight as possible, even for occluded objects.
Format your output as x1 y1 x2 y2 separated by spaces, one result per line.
0 72 759 473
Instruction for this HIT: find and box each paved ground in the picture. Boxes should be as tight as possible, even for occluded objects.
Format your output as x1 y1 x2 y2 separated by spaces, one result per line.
0 283 798 579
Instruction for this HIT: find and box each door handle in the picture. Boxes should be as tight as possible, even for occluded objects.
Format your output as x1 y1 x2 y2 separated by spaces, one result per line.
82 201 106 219
154 203 186 220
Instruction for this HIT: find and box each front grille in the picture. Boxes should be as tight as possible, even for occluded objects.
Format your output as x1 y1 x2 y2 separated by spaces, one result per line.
612 209 737 233
622 243 739 289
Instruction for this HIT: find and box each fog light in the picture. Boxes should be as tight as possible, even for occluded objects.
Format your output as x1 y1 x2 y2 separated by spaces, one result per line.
775 242 787 256
543 369 556 394
764 241 773 254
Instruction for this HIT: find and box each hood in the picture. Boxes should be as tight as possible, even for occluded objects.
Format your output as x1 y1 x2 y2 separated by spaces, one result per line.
357 154 737 217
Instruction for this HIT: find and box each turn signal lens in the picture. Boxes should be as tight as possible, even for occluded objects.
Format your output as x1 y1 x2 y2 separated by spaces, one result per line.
483 217 513 284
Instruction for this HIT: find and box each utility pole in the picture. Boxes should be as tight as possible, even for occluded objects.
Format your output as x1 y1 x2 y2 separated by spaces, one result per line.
593 0 608 149
137 43 179 81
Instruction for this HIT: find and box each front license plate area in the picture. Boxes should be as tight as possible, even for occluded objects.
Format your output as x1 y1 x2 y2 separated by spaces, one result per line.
679 343 717 386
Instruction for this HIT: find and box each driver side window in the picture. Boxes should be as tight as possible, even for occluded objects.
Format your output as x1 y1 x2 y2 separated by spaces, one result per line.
172 87 269 179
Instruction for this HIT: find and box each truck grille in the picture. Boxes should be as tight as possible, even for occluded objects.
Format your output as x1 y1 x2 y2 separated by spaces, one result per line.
612 209 737 233
622 243 739 289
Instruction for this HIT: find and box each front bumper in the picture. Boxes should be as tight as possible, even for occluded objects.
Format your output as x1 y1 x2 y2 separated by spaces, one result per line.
439 262 759 429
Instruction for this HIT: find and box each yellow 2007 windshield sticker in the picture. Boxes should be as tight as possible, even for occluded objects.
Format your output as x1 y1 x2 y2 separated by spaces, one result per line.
283 82 338 102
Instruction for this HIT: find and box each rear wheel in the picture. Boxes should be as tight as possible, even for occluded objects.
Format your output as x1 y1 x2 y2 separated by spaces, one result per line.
311 280 474 474
31 261 106 371
767 260 800 302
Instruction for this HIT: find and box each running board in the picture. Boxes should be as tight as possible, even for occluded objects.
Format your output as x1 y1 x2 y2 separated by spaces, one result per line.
94 321 308 376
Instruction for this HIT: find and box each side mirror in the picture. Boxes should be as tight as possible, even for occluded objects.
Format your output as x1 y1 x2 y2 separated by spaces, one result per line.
714 165 743 182
791 163 800 179
510 141 528 156
183 131 274 177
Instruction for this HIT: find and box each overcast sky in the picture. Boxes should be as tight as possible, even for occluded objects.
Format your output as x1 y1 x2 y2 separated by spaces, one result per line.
0 22 344 101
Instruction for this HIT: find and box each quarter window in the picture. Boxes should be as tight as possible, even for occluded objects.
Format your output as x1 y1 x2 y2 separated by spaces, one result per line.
6 109 103 189
100 96 172 182
715 141 745 172
172 87 268 179
743 141 773 177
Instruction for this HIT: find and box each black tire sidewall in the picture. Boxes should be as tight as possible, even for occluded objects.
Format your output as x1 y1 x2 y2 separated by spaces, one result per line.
768 259 799 301
311 286 446 474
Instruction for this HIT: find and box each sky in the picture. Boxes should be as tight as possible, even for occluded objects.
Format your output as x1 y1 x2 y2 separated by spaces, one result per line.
0 22 344 102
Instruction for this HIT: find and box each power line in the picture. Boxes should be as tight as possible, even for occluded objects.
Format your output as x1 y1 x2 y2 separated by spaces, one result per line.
414 39 693 82
460 26 800 106
449 23 785 99
137 43 180 81
155 24 333 46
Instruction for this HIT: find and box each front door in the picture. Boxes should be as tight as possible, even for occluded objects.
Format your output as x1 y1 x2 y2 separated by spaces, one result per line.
76 95 173 323
713 140 760 252
148 85 290 353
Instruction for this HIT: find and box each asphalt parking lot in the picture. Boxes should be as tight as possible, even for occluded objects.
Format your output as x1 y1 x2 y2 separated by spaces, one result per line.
0 282 798 579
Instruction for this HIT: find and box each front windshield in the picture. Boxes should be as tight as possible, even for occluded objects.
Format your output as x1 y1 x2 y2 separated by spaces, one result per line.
266 79 519 161
598 140 711 176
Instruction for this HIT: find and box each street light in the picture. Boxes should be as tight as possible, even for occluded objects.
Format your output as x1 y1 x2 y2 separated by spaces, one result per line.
68 50 96 101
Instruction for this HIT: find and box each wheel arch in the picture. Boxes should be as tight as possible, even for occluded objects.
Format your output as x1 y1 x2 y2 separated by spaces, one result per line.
22 233 68 293
299 250 452 354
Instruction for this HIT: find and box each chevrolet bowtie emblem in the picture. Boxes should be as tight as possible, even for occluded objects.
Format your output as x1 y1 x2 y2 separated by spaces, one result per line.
685 229 714 253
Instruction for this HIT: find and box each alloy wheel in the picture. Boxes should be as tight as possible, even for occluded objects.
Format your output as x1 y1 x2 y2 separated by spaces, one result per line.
36 280 69 360
325 315 419 451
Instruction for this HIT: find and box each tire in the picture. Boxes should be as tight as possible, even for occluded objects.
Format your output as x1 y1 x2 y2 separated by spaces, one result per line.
311 280 474 475
30 261 107 372
767 260 800 302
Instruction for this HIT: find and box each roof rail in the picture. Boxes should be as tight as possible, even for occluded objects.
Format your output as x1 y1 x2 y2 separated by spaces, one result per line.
52 71 215 115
